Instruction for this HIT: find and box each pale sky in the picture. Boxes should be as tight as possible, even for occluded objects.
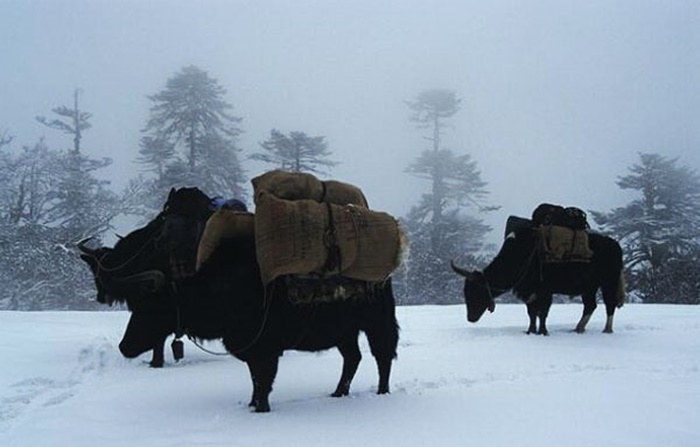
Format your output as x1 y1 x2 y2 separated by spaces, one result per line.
1 0 698 246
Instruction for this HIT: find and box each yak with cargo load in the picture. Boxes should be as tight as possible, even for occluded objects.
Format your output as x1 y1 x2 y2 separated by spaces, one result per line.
81 176 401 412
451 204 625 335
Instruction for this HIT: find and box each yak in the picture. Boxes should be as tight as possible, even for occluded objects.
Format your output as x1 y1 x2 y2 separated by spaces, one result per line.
451 220 625 335
88 187 399 412
78 216 172 366
78 188 214 366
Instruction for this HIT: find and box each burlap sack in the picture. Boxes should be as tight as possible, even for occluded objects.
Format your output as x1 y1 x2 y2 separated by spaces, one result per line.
323 180 368 208
252 170 324 204
255 191 330 285
538 225 594 263
333 205 402 282
252 170 368 208
255 192 402 285
196 210 255 270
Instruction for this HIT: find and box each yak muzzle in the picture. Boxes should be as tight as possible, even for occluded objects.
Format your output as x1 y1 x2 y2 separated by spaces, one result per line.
118 340 142 359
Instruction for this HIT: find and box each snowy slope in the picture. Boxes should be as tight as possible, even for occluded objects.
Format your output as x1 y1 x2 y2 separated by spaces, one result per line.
1 304 698 447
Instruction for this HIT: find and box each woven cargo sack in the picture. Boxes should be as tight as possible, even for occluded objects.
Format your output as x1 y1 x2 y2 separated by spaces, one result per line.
252 170 324 204
323 180 368 208
333 205 402 282
252 170 368 208
196 210 255 270
255 192 402 285
255 191 331 285
538 225 594 263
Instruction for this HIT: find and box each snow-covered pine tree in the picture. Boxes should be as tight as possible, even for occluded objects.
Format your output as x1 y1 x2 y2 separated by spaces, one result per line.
252 129 337 175
592 153 700 303
402 89 497 305
138 65 246 213
24 90 117 309
0 137 110 310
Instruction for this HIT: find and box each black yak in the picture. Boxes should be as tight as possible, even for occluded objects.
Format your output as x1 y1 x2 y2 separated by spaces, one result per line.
78 216 172 366
78 188 215 366
451 221 625 335
92 187 399 412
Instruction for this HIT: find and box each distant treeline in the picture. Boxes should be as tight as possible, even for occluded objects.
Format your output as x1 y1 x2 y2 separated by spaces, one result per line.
0 67 698 309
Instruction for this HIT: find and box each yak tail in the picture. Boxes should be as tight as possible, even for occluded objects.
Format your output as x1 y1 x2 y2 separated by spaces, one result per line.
616 273 626 308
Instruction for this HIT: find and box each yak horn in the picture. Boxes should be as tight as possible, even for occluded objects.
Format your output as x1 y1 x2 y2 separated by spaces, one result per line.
77 237 96 254
450 260 473 279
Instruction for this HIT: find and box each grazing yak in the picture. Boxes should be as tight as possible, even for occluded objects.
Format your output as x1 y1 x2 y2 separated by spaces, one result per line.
88 187 400 412
451 218 625 335
78 216 172 366
78 188 215 366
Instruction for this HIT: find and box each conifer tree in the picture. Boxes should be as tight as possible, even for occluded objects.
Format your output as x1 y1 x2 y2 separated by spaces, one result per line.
26 91 116 309
138 65 246 213
592 153 700 303
252 129 337 175
36 89 114 241
402 89 496 304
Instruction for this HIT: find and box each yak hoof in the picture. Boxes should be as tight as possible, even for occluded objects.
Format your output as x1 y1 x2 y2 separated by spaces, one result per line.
331 390 349 398
149 360 164 368
251 401 270 413
603 328 614 334
248 397 271 412
377 388 390 395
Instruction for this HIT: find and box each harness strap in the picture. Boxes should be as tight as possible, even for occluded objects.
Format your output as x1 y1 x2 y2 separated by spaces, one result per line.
186 335 229 356
476 238 541 301
323 203 341 273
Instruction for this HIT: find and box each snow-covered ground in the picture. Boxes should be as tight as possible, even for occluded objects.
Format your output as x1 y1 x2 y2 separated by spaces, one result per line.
1 304 698 447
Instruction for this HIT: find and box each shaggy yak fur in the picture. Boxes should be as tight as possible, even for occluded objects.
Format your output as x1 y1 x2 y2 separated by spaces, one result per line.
78 215 174 367
451 224 625 335
78 188 216 366
107 188 399 412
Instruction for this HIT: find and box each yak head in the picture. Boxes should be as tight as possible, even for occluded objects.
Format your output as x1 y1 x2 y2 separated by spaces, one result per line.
118 233 261 360
77 217 168 306
451 223 539 323
450 261 495 323
118 297 179 359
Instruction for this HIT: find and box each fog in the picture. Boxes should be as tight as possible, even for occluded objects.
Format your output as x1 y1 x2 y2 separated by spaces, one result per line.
1 0 698 245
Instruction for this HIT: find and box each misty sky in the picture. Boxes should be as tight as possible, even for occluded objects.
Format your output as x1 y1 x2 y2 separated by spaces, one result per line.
1 0 698 246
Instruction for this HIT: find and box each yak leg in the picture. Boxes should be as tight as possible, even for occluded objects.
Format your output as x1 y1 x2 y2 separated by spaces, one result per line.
525 294 549 335
374 355 393 395
364 304 398 395
602 296 617 334
366 329 395 394
526 300 538 334
603 315 615 334
246 363 259 408
575 292 598 333
246 356 280 413
149 337 166 368
332 338 362 397
537 294 553 336
601 278 623 333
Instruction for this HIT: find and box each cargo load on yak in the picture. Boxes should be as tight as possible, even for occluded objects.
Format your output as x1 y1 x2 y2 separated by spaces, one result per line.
532 203 593 262
252 171 403 286
196 209 255 270
531 203 589 230
252 170 368 208
504 203 594 263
